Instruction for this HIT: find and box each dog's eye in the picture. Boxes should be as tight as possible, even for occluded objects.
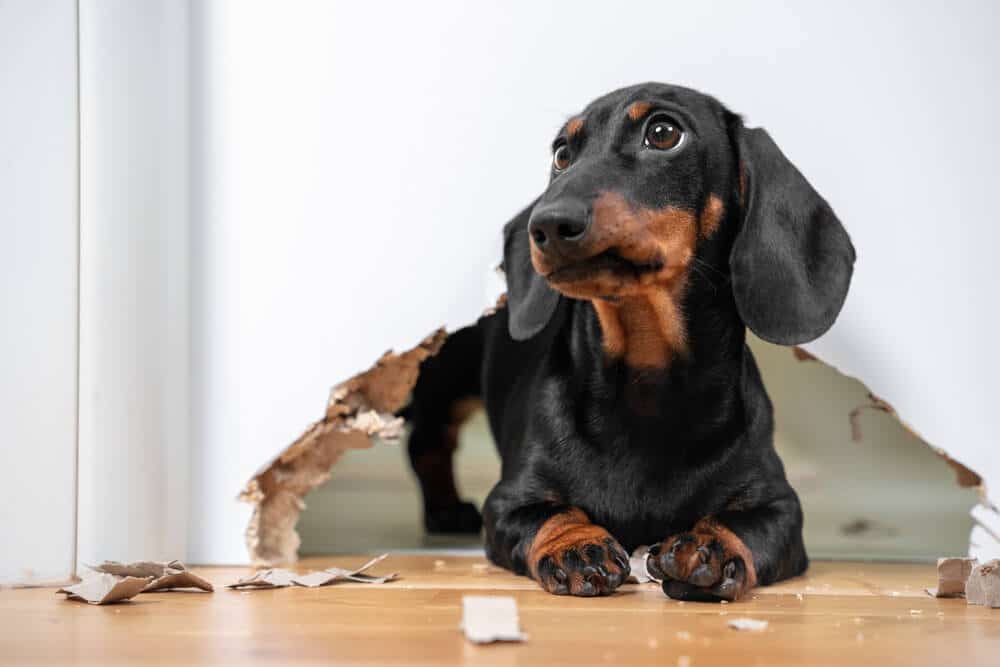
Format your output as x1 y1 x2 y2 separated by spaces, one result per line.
643 115 684 151
552 143 571 172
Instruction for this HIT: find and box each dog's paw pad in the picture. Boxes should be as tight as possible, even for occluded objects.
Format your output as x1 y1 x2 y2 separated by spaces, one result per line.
647 521 755 602
533 535 630 597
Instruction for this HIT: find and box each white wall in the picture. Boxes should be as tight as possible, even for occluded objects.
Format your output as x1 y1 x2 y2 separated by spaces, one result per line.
76 0 190 566
0 0 79 585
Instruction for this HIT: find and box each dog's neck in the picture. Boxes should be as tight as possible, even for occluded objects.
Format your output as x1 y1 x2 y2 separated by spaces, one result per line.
590 292 688 370
575 277 747 409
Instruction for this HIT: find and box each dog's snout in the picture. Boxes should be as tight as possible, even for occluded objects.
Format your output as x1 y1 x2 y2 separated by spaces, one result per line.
528 202 591 252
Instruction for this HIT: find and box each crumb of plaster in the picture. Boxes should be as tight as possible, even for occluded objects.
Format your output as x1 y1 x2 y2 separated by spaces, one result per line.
727 617 769 632
239 329 448 566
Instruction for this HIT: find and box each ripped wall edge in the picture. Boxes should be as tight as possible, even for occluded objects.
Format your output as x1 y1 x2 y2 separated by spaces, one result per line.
796 348 1000 560
238 328 448 566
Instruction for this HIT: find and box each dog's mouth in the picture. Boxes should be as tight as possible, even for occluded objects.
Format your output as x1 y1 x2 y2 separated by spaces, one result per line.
545 249 663 284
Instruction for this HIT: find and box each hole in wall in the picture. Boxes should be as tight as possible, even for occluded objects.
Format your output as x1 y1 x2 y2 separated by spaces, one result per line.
252 324 980 563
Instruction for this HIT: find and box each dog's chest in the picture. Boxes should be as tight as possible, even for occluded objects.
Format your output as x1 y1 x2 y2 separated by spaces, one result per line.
543 429 722 549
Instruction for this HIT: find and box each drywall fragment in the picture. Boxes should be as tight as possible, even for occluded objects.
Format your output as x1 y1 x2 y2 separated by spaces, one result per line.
58 573 152 605
628 545 660 584
291 554 397 587
966 559 1000 608
345 411 405 441
90 560 214 592
727 617 769 632
227 568 298 589
461 596 528 644
240 329 448 565
932 557 977 598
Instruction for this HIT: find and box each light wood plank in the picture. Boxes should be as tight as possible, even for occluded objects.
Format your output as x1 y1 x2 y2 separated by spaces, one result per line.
2 556 998 666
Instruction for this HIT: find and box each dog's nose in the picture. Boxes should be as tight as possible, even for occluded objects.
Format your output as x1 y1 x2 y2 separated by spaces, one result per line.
527 202 591 252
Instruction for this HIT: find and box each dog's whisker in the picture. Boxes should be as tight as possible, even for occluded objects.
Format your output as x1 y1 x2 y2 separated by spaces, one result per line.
692 257 727 278
688 261 719 293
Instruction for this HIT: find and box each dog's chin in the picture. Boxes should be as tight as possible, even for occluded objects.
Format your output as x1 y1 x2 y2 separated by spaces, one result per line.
544 250 663 299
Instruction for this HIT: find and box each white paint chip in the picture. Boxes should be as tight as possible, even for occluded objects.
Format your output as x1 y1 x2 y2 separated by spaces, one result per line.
461 596 528 644
727 617 769 632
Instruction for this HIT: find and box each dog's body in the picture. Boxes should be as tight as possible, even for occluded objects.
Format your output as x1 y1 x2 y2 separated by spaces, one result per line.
407 83 854 601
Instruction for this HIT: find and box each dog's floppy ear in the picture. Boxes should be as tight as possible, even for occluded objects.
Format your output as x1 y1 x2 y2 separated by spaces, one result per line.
502 202 560 341
729 122 856 345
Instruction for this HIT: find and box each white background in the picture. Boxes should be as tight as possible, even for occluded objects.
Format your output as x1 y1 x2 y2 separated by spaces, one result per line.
1 1 997 574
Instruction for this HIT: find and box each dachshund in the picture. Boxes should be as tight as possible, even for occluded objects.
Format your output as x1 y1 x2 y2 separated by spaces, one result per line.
406 82 855 601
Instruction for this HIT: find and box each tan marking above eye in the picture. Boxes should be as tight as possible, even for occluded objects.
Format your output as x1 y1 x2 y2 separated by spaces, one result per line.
566 117 584 138
626 101 653 122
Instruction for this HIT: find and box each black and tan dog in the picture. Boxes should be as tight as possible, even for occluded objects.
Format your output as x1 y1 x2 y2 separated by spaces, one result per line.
406 82 854 602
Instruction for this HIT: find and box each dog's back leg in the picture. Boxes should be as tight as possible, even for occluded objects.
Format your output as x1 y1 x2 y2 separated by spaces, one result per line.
405 323 484 534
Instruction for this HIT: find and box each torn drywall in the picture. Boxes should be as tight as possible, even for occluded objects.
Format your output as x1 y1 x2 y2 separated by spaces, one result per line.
91 560 214 592
239 330 447 566
227 554 397 589
58 574 152 605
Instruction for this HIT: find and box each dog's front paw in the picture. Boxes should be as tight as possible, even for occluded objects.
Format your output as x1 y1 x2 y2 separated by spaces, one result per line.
528 512 630 596
647 518 757 602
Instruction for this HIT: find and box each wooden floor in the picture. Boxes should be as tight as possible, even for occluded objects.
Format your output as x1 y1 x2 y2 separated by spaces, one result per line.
2 556 998 666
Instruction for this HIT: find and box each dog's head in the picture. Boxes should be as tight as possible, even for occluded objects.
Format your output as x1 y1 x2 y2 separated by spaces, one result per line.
504 82 855 348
